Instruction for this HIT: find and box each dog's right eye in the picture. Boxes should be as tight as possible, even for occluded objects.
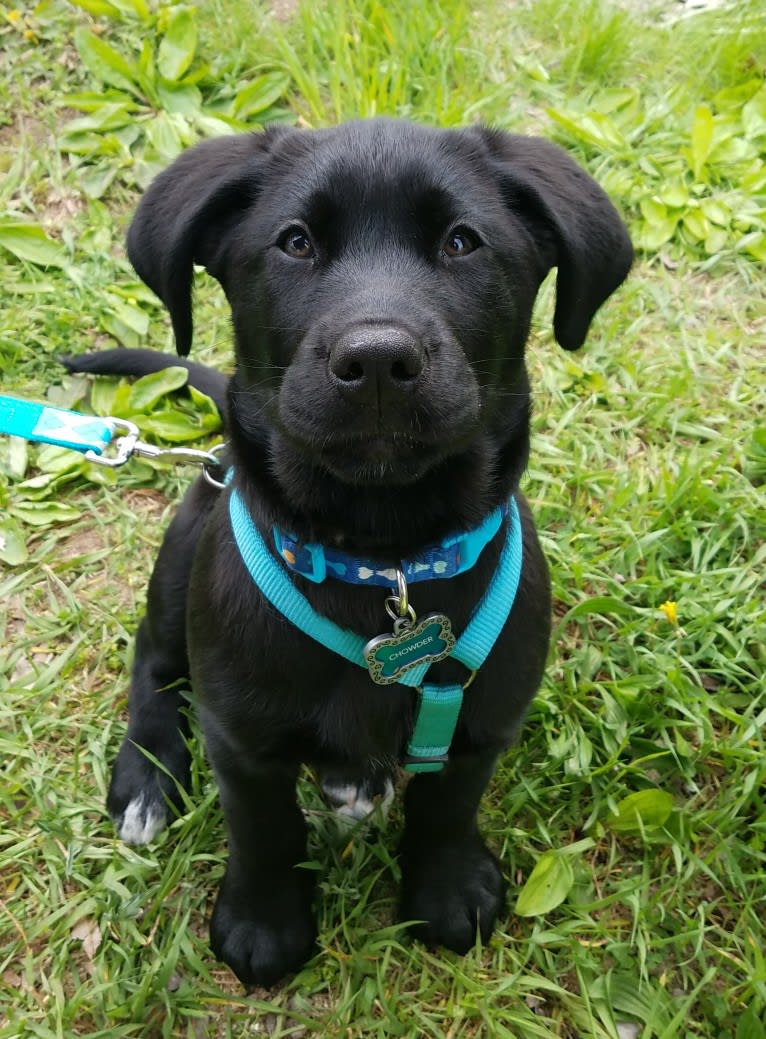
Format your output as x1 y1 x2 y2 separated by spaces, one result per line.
279 226 315 260
442 226 481 258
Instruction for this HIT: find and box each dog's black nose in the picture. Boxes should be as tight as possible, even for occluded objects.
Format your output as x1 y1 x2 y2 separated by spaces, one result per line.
329 325 424 400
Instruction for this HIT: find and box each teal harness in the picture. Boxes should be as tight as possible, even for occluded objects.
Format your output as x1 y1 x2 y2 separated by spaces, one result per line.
228 488 524 772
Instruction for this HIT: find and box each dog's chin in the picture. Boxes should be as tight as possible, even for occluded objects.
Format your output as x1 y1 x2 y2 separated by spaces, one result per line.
314 435 448 487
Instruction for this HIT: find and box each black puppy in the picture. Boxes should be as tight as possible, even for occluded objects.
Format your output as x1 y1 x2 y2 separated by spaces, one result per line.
66 119 632 986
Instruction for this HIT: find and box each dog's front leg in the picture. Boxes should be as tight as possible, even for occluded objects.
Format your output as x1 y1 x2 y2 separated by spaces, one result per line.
204 742 317 987
398 749 507 953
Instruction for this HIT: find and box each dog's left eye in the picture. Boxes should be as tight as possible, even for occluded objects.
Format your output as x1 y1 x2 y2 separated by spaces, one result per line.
442 227 481 258
279 226 315 260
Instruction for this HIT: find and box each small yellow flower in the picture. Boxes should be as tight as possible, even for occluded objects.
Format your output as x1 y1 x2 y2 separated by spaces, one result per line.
7 10 22 23
659 600 678 624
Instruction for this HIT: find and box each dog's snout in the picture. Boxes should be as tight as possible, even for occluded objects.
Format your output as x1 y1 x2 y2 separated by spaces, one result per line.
329 326 424 399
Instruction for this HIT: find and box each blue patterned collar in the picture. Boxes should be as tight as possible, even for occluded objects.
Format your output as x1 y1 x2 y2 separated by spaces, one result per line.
272 502 508 585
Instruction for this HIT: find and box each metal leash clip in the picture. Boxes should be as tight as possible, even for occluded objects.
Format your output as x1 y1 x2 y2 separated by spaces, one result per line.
85 418 227 487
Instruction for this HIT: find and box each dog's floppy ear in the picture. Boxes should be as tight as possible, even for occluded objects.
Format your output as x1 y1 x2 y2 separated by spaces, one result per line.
476 128 633 351
127 128 288 356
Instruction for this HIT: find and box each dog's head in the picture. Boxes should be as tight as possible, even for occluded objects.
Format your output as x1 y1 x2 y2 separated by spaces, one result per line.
128 120 631 540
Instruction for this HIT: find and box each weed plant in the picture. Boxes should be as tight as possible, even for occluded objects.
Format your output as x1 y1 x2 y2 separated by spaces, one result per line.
1 0 764 1036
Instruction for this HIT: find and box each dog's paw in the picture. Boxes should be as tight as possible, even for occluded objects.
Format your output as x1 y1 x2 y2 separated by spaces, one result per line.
114 790 168 845
320 773 395 822
107 737 189 845
399 838 507 953
210 880 317 987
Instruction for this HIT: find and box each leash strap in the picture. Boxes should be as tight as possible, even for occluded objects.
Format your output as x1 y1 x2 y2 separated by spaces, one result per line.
229 488 524 771
0 394 114 455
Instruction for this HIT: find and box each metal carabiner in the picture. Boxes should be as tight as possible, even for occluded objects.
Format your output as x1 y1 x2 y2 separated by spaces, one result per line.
83 418 140 468
83 416 228 489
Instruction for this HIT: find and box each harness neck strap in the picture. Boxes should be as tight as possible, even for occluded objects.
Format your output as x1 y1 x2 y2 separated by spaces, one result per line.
228 489 523 770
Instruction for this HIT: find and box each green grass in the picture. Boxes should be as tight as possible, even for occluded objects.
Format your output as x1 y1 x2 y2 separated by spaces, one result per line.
1 0 765 1036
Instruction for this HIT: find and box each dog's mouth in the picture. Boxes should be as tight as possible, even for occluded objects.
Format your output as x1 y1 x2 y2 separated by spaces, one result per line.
288 428 452 486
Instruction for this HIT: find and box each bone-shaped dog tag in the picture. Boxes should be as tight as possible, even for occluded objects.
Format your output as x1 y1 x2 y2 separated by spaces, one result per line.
363 613 455 685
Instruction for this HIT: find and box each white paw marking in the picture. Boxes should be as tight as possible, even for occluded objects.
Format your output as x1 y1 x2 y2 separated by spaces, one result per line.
321 778 395 822
118 794 167 845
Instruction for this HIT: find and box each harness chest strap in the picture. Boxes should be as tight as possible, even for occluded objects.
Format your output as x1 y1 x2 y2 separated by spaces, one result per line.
228 489 524 772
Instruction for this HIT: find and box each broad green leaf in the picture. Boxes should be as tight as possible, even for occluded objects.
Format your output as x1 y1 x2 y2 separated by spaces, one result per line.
557 837 596 857
564 730 593 777
187 384 223 423
112 124 142 152
689 105 714 181
4 437 28 479
108 281 161 307
708 132 751 166
63 103 135 134
607 789 674 834
741 166 766 193
195 114 238 138
109 0 152 22
143 112 187 159
736 1008 766 1039
589 86 640 116
78 161 120 200
16 470 81 500
700 198 731 227
136 38 157 102
58 129 114 157
635 215 679 251
704 227 729 255
158 7 197 82
156 81 202 116
589 974 673 1030
127 367 189 413
714 79 763 113
742 232 766 263
683 210 710 242
515 851 574 917
546 107 625 150
11 501 81 527
35 445 86 474
639 197 667 224
233 73 291 119
0 520 28 566
174 63 211 88
69 0 122 17
65 90 141 113
657 183 689 208
89 378 119 417
0 221 67 267
104 295 150 337
137 410 206 441
101 314 142 349
74 27 143 97
742 86 766 139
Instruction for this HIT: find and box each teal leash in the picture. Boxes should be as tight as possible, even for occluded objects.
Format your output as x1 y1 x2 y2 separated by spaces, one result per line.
0 394 117 456
0 392 226 479
229 488 524 772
